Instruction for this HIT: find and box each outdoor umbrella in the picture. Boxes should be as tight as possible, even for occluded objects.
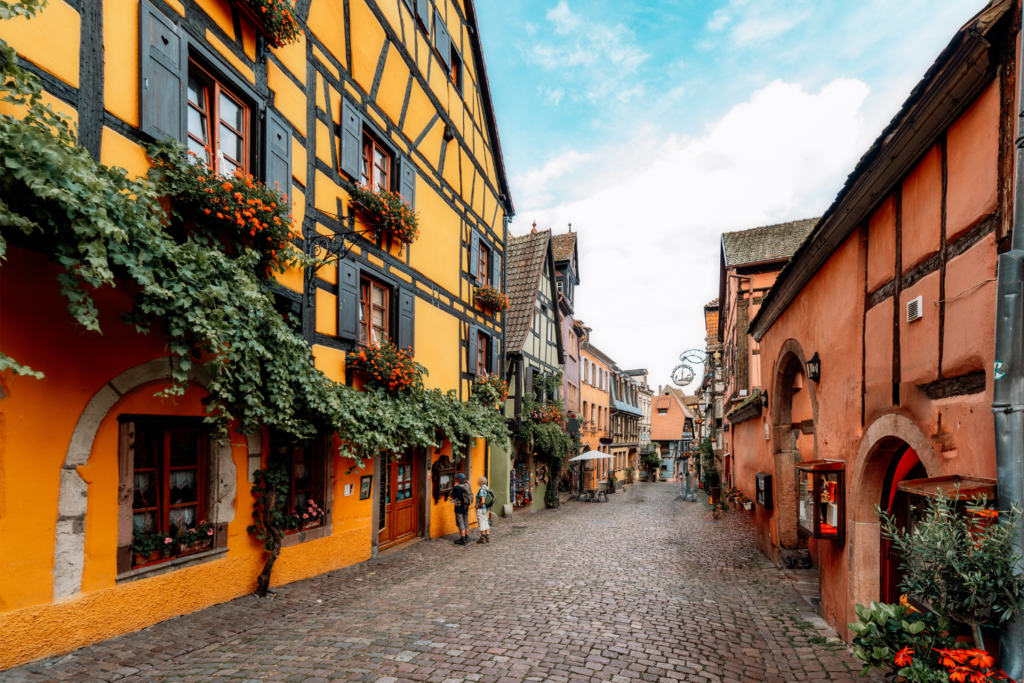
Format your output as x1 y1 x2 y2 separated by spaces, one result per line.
568 451 615 461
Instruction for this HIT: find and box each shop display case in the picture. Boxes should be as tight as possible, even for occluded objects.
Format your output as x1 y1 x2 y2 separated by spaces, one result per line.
796 460 845 540
897 475 998 533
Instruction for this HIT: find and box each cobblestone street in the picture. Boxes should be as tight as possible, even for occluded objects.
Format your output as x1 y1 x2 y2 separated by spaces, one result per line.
4 483 879 683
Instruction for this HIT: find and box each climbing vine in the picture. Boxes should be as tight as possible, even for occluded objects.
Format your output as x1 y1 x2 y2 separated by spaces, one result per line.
1 0 508 591
512 370 575 465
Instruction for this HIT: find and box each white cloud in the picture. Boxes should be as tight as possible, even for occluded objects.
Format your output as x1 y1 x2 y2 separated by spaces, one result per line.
546 1 581 34
511 78 873 388
702 0 813 47
541 86 565 106
519 1 650 106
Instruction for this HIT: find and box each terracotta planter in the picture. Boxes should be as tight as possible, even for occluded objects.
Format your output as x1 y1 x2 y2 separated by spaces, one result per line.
302 519 322 530
175 538 212 557
133 550 161 567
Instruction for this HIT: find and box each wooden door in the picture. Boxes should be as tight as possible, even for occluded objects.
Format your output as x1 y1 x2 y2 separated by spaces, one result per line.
380 450 417 548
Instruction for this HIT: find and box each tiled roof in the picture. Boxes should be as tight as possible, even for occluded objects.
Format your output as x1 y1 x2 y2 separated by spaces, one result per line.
505 229 551 353
705 298 719 308
551 231 577 263
721 218 818 268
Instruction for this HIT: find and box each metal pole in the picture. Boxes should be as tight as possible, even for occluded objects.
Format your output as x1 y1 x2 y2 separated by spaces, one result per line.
995 9 1024 672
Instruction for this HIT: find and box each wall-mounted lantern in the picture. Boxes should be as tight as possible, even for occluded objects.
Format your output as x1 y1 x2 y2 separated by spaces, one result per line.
796 460 844 540
806 352 821 382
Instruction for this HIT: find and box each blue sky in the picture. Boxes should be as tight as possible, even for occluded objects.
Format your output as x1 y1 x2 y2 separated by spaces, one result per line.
475 0 984 390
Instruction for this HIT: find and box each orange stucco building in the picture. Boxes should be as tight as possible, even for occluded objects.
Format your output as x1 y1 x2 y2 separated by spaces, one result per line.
727 0 1016 643
0 0 512 668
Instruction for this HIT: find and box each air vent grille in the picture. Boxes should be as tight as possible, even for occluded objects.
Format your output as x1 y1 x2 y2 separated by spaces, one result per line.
907 295 923 323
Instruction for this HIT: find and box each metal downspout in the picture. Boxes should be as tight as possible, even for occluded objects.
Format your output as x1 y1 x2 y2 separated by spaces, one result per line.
995 8 1024 672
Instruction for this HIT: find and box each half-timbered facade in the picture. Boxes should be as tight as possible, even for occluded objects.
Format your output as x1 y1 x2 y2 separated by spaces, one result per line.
498 227 564 512
0 0 511 667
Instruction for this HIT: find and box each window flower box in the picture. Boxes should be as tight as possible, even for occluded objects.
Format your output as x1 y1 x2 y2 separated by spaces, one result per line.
474 284 508 312
347 340 425 394
230 0 303 48
796 460 845 541
175 538 212 557
349 186 419 246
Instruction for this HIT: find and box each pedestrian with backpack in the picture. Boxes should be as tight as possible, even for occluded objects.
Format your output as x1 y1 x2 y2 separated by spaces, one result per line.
451 473 472 546
475 476 493 544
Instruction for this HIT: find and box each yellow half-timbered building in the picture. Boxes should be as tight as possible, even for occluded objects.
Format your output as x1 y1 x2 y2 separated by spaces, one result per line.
0 0 511 668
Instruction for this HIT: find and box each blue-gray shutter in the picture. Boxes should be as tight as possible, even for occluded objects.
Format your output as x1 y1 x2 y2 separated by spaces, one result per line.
398 155 417 209
491 250 501 290
401 0 413 10
489 333 500 376
340 98 362 180
434 11 450 68
469 229 479 279
264 109 292 199
467 324 478 376
140 0 187 142
416 0 429 30
337 259 360 341
397 288 415 353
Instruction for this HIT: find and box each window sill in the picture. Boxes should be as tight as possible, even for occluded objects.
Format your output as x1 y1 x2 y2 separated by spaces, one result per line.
282 523 331 547
116 547 227 584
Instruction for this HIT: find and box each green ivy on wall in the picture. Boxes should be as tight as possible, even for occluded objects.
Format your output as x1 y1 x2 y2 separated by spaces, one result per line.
0 0 508 468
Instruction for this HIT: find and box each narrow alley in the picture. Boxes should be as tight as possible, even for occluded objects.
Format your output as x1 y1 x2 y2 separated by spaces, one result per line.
4 485 876 683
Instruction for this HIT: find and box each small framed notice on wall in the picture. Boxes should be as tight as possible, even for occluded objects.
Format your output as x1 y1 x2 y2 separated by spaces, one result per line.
344 483 354 497
360 475 373 500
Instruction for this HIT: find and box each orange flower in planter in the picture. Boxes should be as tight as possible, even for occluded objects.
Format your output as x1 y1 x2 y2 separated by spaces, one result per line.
894 647 913 667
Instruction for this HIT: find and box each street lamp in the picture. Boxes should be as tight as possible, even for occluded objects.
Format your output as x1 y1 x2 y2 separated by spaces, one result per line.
806 352 821 382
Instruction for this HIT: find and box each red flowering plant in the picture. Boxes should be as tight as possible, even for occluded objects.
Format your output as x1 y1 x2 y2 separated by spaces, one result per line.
293 497 325 528
474 284 508 312
346 339 426 394
471 372 508 409
147 141 303 274
235 0 302 47
349 185 419 245
530 403 564 424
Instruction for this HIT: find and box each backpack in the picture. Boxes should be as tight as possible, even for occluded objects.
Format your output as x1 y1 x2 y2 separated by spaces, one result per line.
483 487 495 509
458 485 472 509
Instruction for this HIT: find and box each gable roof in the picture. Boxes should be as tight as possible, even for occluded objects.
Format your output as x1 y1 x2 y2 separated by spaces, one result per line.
551 232 577 263
505 229 551 353
721 218 818 268
750 0 1011 341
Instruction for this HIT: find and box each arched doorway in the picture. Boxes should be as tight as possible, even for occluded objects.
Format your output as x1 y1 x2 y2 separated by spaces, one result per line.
879 443 926 604
771 341 818 552
848 415 940 631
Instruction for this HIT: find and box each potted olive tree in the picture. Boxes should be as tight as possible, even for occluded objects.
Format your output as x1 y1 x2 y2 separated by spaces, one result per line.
879 489 1024 650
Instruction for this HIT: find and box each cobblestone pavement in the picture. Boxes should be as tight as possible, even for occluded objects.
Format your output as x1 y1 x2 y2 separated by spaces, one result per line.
4 483 882 683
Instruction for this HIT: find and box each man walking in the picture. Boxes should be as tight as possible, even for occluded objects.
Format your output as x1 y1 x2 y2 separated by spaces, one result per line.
451 473 471 546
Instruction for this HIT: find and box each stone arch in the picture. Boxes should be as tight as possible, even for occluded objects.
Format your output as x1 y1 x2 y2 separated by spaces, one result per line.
53 358 259 599
846 413 939 619
770 339 819 550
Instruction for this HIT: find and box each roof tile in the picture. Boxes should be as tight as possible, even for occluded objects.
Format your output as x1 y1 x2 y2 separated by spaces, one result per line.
505 230 551 353
721 218 818 268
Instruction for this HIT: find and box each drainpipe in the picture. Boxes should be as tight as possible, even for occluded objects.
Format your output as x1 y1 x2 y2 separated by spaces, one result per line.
994 10 1024 674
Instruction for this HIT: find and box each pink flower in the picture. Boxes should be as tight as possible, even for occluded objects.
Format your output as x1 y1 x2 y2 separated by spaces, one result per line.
207 529 214 536
302 513 309 519
308 499 315 505
164 537 172 544
188 528 195 533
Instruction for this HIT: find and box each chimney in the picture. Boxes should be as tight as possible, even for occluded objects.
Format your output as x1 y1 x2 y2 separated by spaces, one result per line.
531 221 537 234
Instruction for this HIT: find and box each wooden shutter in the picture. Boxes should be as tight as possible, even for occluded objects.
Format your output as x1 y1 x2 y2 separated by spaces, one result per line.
264 109 292 199
338 259 360 341
467 324 478 376
469 229 479 279
525 366 534 398
397 287 416 353
398 155 417 210
416 0 429 29
340 98 362 179
491 250 501 290
490 333 500 377
434 10 451 67
139 0 187 142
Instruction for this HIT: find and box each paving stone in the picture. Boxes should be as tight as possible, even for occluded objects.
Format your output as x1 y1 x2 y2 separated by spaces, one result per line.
1 484 883 683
